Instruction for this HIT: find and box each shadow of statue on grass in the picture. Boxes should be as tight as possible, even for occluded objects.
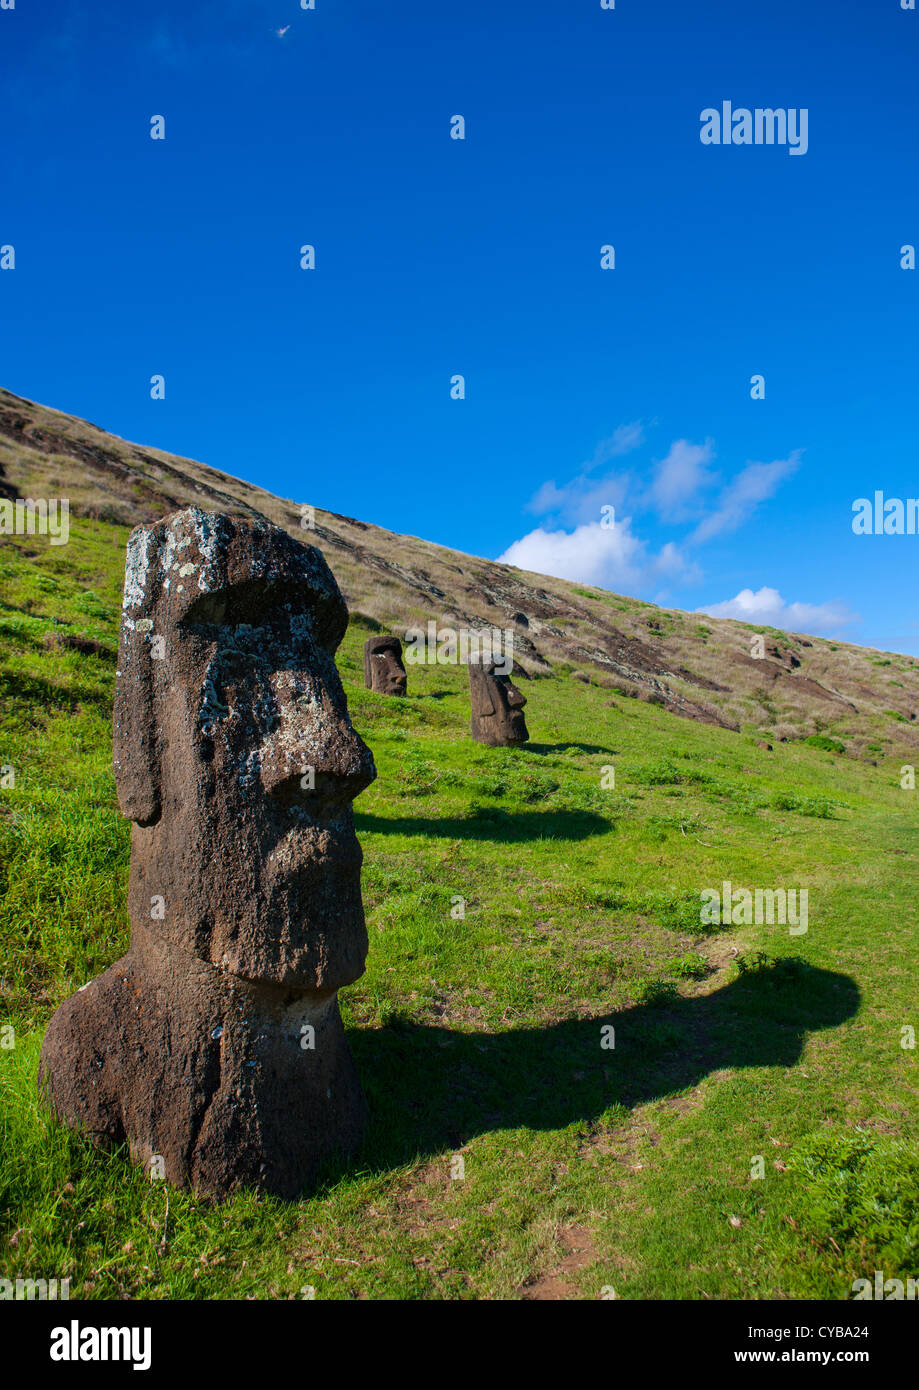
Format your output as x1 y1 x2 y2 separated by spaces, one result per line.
526 741 618 758
355 807 613 843
346 959 859 1174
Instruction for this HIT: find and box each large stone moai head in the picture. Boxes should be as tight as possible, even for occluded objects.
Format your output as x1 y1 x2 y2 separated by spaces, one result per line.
468 659 529 747
39 509 377 1199
363 634 407 696
112 507 376 987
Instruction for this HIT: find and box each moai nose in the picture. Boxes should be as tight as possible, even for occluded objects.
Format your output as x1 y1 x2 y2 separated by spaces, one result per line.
259 677 376 806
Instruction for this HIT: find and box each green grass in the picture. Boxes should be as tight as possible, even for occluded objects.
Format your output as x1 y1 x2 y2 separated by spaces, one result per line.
788 1129 919 1276
804 734 847 754
1 519 917 1299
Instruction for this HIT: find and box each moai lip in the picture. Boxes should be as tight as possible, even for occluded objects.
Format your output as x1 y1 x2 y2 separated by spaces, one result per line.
363 634 407 696
468 659 529 747
38 508 376 1199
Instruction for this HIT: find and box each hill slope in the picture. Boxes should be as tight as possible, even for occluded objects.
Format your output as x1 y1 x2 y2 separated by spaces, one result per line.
1 385 916 759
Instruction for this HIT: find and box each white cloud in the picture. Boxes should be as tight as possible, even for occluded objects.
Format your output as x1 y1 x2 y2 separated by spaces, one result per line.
696 586 858 636
691 452 802 544
497 518 699 592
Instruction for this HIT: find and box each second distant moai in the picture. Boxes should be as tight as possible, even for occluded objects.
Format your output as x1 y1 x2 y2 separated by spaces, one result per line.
468 659 529 746
363 634 407 696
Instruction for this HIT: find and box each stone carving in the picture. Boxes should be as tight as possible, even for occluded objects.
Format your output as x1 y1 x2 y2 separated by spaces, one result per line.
38 508 376 1199
363 634 407 696
468 659 529 746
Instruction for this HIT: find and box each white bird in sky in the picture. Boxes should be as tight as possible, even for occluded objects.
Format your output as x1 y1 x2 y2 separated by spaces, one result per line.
276 25 290 38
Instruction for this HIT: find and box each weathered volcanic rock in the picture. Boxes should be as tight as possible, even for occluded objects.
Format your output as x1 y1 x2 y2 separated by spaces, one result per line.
468 660 529 746
363 634 407 695
38 507 376 1199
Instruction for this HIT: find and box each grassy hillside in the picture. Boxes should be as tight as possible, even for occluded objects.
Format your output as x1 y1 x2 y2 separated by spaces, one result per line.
1 515 917 1299
3 385 919 760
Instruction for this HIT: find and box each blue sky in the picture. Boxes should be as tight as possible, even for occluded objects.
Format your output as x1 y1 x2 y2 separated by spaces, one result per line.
2 0 917 653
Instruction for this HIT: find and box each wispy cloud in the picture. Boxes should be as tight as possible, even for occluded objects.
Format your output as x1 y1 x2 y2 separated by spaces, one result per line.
648 438 717 520
524 421 645 526
525 474 631 528
589 421 646 465
524 431 795 543
502 429 807 602
690 452 803 544
143 3 292 69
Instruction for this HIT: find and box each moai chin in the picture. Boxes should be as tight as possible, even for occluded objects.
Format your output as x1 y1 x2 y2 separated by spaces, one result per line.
363 634 407 696
468 659 529 747
38 508 376 1199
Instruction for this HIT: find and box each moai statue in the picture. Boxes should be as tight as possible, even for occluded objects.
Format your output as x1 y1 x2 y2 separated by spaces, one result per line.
363 634 407 696
38 508 376 1199
468 659 529 747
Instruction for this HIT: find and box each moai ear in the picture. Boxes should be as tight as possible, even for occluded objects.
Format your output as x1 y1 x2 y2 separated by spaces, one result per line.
478 667 496 715
363 637 379 689
113 628 160 824
112 526 162 825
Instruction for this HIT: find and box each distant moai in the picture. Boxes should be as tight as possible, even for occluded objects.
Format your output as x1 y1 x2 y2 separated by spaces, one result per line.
468 659 529 746
363 634 407 696
38 508 376 1199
